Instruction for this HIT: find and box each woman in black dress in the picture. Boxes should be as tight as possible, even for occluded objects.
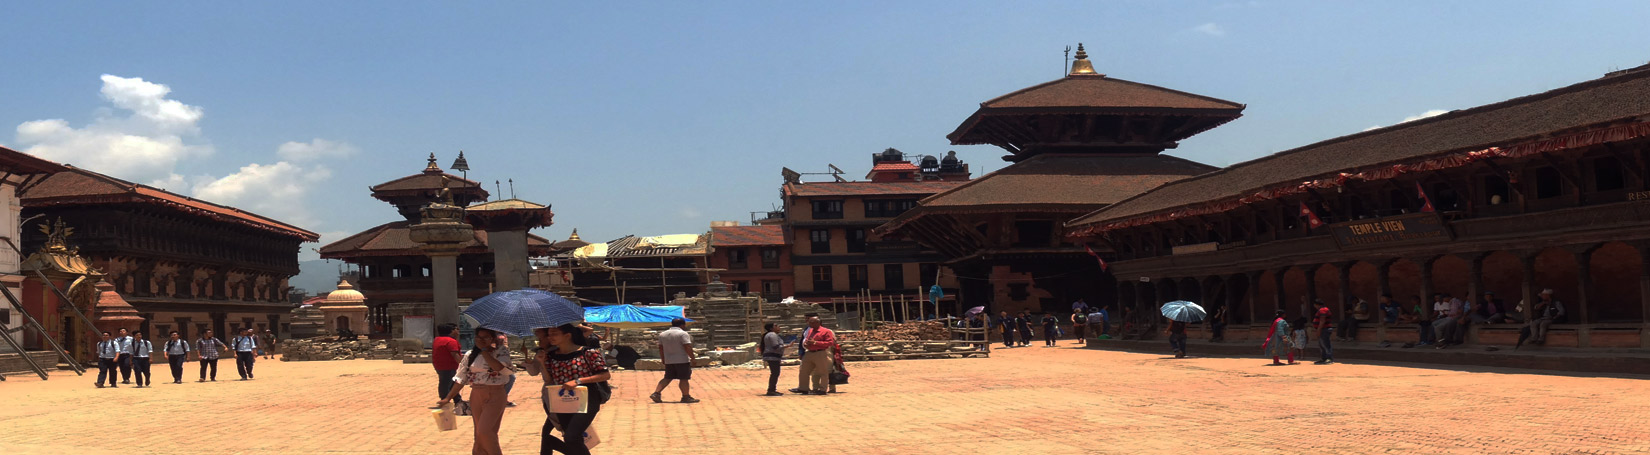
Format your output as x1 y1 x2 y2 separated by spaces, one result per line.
536 323 612 455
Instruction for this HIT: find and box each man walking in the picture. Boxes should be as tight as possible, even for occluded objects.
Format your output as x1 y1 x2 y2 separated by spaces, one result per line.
95 331 118 388
794 315 837 395
114 327 134 384
1015 310 1034 347
232 328 258 380
162 331 190 384
1312 299 1334 364
650 318 699 403
431 323 460 407
197 330 228 381
259 329 277 360
995 311 1015 348
130 331 154 388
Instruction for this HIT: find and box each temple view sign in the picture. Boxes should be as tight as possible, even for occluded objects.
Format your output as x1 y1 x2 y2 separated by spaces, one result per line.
1329 213 1453 248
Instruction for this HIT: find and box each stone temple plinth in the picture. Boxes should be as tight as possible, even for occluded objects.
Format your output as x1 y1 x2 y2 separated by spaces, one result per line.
409 199 473 328
463 199 554 293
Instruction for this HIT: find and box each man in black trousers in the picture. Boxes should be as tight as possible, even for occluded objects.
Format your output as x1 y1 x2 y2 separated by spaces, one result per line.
114 327 134 384
162 330 190 384
996 311 1015 348
94 331 118 388
232 328 259 380
1015 310 1034 347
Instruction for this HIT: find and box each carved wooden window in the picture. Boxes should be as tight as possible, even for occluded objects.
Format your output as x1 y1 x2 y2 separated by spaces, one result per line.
811 266 833 291
1535 167 1564 199
848 265 869 291
883 264 905 290
728 249 748 269
846 229 867 253
811 200 844 219
1594 157 1626 191
760 248 781 269
809 229 831 254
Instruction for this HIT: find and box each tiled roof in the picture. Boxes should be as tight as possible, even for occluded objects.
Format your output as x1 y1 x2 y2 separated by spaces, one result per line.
319 220 552 258
710 225 786 247
22 166 319 241
980 75 1244 111
370 172 488 194
783 180 964 197
0 146 66 175
602 234 709 258
877 153 1215 235
1069 65 1650 229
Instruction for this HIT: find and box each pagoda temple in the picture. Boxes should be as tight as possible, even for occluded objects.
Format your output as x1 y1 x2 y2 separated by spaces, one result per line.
319 154 555 336
876 44 1243 316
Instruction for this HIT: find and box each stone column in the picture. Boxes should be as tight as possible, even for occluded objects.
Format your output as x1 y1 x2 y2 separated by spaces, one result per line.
1336 262 1353 317
1273 268 1288 313
430 251 461 327
1246 271 1263 325
1519 252 1537 322
1572 245 1596 347
489 229 530 292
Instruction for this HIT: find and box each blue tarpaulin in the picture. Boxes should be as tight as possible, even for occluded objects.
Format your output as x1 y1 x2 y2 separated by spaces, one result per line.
583 305 692 329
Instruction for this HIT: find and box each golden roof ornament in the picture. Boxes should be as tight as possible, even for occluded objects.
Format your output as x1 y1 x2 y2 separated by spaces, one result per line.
40 217 76 254
1069 43 1101 77
423 152 442 174
569 229 581 241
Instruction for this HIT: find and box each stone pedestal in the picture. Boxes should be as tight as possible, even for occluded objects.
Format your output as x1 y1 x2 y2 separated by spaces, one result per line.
409 201 473 329
428 252 460 327
490 229 530 292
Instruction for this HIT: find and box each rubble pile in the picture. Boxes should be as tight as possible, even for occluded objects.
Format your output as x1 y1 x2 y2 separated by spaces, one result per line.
838 320 949 342
280 337 428 362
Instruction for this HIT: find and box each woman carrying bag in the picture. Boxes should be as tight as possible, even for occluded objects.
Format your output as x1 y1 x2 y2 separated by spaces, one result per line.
536 323 612 455
438 327 515 455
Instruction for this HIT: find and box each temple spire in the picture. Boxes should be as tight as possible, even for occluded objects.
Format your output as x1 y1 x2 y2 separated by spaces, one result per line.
569 228 581 241
1069 43 1100 77
423 152 442 174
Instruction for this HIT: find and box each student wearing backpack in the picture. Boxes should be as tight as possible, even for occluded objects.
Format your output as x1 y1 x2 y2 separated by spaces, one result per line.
162 331 190 384
196 330 229 382
232 328 259 380
130 331 154 387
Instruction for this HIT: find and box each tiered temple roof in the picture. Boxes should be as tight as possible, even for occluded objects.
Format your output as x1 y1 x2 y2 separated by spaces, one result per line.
22 166 318 241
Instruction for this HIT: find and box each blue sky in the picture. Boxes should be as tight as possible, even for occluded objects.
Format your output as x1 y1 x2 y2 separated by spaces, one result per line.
4 1 1649 262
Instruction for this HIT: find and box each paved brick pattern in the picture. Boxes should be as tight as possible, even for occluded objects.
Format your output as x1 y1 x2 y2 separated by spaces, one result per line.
4 347 1650 454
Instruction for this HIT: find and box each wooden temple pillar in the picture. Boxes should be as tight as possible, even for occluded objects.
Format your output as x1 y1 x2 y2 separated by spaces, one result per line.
1376 259 1395 321
1335 261 1354 319
1272 267 1288 314
1415 256 1436 323
1570 244 1599 346
1519 251 1538 322
1302 265 1319 313
1246 271 1263 326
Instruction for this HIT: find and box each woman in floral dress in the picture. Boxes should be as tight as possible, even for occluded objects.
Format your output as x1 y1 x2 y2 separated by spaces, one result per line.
1262 310 1295 365
536 323 611 455
438 327 515 455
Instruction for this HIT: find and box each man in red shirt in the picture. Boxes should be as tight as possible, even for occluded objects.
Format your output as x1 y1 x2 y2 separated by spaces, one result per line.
1312 300 1335 365
796 315 837 395
431 323 462 408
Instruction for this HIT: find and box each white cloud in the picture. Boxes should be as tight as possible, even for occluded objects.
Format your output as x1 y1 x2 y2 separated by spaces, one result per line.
679 207 702 219
13 74 212 183
1191 23 1226 37
1365 109 1450 131
192 161 332 227
13 74 357 233
277 138 359 162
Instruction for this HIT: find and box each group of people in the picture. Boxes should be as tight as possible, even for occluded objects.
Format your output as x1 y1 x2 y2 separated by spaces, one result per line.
991 304 1113 349
1263 300 1338 365
93 327 268 387
432 321 611 455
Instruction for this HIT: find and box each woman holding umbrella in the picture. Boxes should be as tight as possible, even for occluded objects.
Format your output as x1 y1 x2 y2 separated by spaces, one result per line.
438 327 514 455
1160 300 1205 358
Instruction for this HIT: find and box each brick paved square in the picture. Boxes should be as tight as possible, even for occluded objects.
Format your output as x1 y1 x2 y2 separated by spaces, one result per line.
4 347 1650 454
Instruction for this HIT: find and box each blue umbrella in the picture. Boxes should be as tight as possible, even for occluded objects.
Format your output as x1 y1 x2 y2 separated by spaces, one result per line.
1160 300 1206 323
462 289 583 336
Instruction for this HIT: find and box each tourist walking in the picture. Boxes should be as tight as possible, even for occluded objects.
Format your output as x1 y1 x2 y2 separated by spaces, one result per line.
995 311 1015 348
1041 312 1059 347
196 330 228 381
649 317 698 403
432 323 461 407
1262 310 1293 365
114 328 133 384
1167 320 1188 358
162 331 189 384
794 315 837 395
537 323 611 455
130 331 153 387
259 329 276 360
1015 310 1034 346
1071 310 1087 345
438 327 514 455
760 322 787 396
95 331 118 388
1290 317 1308 359
232 328 259 380
1313 300 1334 364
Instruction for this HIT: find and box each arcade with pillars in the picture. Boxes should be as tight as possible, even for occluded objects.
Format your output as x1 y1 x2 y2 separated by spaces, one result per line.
1114 241 1650 348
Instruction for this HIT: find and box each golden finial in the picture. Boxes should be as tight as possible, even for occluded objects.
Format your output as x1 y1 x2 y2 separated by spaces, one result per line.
424 152 442 173
569 229 581 241
1069 43 1100 76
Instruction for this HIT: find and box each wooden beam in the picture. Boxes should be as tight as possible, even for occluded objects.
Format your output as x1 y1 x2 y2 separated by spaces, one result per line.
1538 153 1584 188
1601 143 1646 180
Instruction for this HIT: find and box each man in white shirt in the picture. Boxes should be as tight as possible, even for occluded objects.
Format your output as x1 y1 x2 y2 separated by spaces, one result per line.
114 328 134 384
162 330 191 384
94 331 118 388
649 318 699 404
232 328 259 380
130 331 154 387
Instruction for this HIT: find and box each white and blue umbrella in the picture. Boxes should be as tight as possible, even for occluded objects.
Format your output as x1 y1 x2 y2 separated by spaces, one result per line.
1160 300 1206 323
462 289 583 336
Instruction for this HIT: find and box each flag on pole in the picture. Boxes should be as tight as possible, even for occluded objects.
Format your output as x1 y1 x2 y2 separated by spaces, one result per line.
1084 244 1109 272
1298 201 1325 228
1415 182 1436 212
